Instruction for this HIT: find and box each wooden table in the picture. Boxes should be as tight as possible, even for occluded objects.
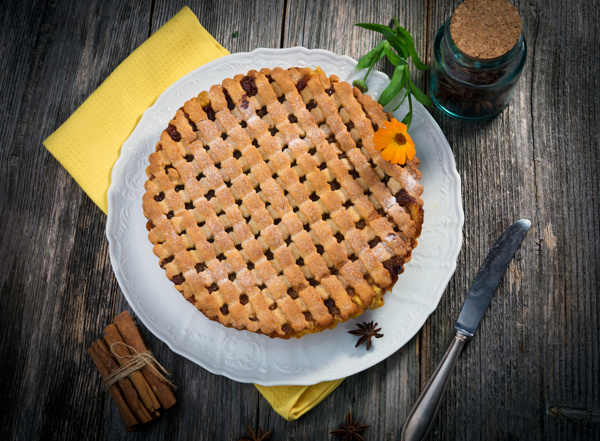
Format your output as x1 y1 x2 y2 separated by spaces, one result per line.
2 0 598 439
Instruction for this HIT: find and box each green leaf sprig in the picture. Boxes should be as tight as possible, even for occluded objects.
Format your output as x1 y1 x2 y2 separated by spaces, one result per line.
353 18 433 129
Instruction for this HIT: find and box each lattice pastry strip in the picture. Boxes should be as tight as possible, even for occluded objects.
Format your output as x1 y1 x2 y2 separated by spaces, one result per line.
198 90 343 332
144 169 228 326
331 85 416 237
250 72 378 308
336 81 423 234
270 68 396 287
186 106 313 335
143 67 424 338
203 86 343 328
160 110 283 333
155 133 265 333
352 88 424 233
302 74 412 255
222 75 367 317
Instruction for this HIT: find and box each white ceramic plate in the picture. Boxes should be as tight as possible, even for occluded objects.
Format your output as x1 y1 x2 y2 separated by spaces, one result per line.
106 47 463 386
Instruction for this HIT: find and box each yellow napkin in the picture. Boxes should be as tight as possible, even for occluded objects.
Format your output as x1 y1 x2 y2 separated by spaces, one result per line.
43 6 343 420
256 379 345 420
43 6 227 213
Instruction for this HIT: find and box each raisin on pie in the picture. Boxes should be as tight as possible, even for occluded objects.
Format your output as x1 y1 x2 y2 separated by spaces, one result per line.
143 67 423 338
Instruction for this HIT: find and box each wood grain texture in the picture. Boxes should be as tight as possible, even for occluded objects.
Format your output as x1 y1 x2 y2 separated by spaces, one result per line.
421 0 600 440
0 0 598 440
0 1 150 440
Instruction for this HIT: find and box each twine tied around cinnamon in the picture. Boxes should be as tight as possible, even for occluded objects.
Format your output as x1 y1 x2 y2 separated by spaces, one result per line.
103 342 177 391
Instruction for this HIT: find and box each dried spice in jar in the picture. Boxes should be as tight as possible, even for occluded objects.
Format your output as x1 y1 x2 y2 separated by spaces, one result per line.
430 0 526 120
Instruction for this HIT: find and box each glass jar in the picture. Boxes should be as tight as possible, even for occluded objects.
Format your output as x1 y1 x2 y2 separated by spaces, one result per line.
429 20 527 121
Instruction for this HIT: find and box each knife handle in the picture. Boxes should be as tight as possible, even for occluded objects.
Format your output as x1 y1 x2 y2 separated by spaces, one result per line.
401 332 469 441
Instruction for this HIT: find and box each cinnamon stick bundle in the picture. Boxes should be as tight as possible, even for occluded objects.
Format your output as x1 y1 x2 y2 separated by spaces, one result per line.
88 343 138 429
104 324 161 413
89 311 176 431
113 312 176 410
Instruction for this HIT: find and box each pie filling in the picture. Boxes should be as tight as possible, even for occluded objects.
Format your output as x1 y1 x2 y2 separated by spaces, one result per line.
143 67 424 338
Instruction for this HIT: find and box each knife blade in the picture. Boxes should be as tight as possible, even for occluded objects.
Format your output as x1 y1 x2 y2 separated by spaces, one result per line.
401 219 531 441
455 218 531 337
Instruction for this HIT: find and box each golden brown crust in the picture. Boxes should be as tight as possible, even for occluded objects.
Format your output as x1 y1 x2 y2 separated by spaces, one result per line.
142 67 424 338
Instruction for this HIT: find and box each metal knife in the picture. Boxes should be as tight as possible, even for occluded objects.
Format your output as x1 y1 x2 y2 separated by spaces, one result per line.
401 219 531 441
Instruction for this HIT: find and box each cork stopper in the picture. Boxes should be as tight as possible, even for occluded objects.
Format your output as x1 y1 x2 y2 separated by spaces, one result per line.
450 0 522 61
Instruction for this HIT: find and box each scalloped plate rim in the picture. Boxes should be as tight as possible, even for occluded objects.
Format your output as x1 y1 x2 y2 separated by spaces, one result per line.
106 47 463 385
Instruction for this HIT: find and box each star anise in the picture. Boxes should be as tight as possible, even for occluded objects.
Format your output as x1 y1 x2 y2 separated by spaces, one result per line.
348 321 383 350
236 424 272 441
330 411 371 441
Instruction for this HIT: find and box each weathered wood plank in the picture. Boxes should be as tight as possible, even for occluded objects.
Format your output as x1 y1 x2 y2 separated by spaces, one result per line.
0 1 150 440
421 0 600 440
0 0 598 440
422 0 541 436
151 0 285 53
283 0 429 88
525 0 599 438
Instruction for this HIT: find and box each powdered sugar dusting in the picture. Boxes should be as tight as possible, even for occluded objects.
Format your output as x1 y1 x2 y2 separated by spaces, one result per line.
372 243 390 261
381 195 397 210
204 167 222 187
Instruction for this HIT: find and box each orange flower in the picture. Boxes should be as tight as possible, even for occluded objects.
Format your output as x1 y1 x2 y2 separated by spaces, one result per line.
373 118 416 166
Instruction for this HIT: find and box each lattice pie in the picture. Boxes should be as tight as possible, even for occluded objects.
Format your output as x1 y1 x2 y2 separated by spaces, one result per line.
143 67 423 338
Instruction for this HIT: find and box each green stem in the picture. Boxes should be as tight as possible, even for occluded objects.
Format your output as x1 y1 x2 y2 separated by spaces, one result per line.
362 63 375 82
